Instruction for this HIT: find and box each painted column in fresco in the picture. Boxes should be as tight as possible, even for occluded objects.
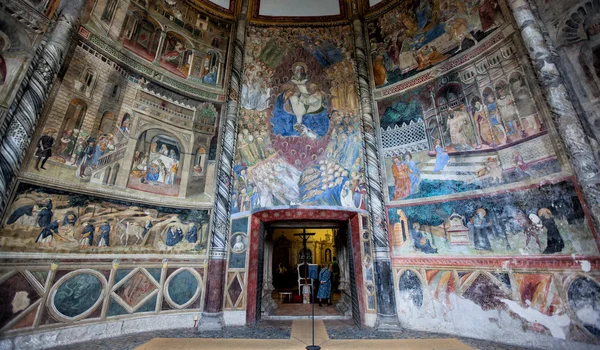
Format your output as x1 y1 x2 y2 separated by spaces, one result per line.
204 0 248 317
508 0 600 226
0 0 87 217
350 1 399 328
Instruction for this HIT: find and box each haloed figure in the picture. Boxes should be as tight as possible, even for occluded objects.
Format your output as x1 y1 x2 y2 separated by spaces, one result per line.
317 264 332 306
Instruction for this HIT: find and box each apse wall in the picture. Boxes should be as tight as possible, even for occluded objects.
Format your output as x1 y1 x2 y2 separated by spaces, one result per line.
369 0 600 347
0 0 231 346
231 24 365 214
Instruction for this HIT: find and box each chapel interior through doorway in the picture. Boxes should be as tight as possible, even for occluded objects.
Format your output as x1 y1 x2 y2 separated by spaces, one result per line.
260 221 354 319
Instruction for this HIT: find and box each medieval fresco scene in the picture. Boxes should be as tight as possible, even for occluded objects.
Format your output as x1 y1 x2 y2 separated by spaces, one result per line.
0 0 599 348
232 25 366 213
23 52 221 201
387 180 597 256
379 38 561 202
92 0 229 85
368 0 505 87
0 184 210 253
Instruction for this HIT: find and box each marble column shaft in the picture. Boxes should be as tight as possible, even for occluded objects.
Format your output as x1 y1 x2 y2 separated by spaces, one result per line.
204 0 248 314
0 0 87 216
349 1 399 325
508 0 600 227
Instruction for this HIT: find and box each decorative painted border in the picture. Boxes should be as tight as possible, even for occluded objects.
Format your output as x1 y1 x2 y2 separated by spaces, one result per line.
374 26 512 99
391 256 600 270
0 259 207 337
250 0 349 23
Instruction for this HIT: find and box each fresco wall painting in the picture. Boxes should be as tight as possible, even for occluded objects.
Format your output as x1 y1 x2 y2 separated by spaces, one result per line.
91 0 230 87
0 262 206 336
372 1 600 344
232 25 366 213
0 183 211 254
378 37 560 203
22 42 221 202
393 266 600 343
368 0 505 88
387 179 597 257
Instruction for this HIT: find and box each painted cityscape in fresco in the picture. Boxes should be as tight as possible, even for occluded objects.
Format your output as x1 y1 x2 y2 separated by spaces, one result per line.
368 0 504 87
387 180 597 256
379 38 562 202
0 184 210 253
232 25 367 213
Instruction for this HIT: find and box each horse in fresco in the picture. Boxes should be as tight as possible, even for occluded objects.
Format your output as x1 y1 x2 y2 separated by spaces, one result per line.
117 219 144 246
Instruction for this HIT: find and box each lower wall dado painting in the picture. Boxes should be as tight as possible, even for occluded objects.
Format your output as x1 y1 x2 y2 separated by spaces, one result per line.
0 183 210 254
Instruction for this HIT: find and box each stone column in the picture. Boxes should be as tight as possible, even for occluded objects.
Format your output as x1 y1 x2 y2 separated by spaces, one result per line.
202 0 248 327
261 239 276 315
0 0 87 216
153 31 168 65
508 0 600 227
350 0 400 330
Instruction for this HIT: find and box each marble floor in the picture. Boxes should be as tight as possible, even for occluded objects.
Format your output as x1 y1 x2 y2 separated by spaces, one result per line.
49 319 537 350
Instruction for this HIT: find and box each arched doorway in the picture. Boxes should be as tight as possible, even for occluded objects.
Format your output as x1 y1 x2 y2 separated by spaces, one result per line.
245 209 364 327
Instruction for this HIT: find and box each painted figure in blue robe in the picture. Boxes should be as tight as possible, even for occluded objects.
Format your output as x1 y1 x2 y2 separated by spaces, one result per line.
270 86 329 138
80 222 95 247
37 206 53 228
146 163 160 182
6 205 35 225
317 265 332 306
404 154 420 194
432 139 449 173
166 226 183 246
186 223 198 244
97 221 111 247
36 220 61 244
410 223 437 254
416 0 432 31
202 67 217 85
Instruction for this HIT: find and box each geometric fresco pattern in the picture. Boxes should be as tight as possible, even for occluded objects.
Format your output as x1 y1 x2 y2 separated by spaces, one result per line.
226 272 245 309
111 268 159 313
0 271 45 332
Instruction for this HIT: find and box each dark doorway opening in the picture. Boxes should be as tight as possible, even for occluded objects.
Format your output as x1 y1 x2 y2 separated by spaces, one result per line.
256 220 359 323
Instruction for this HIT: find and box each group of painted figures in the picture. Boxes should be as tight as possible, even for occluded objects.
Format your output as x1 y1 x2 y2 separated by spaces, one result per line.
5 194 205 250
34 126 120 178
409 207 565 255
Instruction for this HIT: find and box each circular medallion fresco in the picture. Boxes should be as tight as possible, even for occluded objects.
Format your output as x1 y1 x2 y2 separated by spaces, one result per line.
167 269 200 307
54 273 103 318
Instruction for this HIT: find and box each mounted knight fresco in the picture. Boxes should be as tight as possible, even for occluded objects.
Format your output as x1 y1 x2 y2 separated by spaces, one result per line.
232 25 366 213
368 0 504 88
0 184 210 254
